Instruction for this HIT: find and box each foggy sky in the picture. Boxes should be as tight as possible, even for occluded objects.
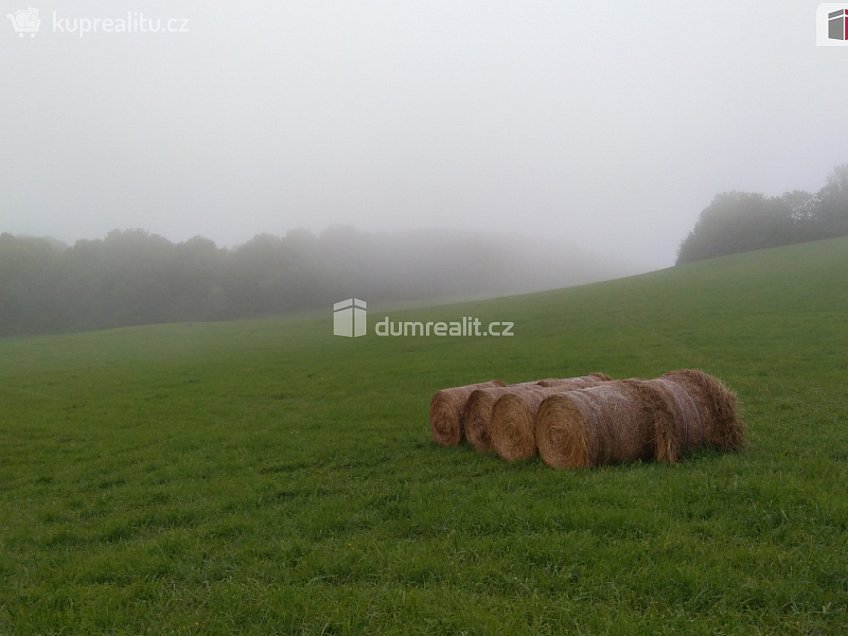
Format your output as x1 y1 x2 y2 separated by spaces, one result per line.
2 0 847 271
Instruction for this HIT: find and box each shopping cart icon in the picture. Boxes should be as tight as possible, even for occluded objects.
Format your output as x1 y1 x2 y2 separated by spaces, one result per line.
6 8 42 38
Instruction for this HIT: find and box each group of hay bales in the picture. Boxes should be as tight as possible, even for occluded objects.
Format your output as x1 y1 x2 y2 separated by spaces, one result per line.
429 370 744 469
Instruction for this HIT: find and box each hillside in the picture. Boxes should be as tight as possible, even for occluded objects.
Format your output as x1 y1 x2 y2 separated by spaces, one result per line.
1 237 846 633
0 228 622 337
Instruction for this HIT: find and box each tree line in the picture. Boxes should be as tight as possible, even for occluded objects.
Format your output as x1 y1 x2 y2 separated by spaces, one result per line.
677 165 848 264
0 226 608 337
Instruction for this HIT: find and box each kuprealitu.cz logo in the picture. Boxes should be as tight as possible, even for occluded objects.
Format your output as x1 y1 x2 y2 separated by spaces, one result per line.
6 8 40 37
5 7 189 38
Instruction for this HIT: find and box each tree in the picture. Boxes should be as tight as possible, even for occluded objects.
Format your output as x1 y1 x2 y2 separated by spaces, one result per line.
674 164 848 264
676 192 803 264
0 234 65 334
812 164 848 238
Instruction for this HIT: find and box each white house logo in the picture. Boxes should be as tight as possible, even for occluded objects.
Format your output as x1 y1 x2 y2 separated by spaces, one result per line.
333 298 367 338
6 8 41 37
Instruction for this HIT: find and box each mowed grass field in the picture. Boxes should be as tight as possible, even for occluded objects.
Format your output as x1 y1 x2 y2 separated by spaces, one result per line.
1 238 847 634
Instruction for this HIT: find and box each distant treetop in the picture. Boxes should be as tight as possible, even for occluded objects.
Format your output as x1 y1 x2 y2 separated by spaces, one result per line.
677 165 848 265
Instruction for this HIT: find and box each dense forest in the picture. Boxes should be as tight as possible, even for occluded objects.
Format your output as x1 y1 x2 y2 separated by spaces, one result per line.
0 227 613 337
677 165 848 264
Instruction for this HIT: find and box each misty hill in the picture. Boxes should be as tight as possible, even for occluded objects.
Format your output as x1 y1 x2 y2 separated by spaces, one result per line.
0 226 622 337
2 232 846 632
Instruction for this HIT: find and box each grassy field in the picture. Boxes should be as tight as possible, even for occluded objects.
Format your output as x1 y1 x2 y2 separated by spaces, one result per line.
1 237 847 634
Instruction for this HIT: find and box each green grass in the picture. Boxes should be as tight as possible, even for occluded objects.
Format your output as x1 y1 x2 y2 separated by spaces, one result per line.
1 237 847 634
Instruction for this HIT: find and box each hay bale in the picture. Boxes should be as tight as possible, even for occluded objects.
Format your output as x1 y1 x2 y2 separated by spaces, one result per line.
462 382 544 452
535 383 656 469
463 373 612 453
490 386 561 461
627 376 723 462
536 372 611 387
624 379 681 463
660 369 745 452
429 380 505 446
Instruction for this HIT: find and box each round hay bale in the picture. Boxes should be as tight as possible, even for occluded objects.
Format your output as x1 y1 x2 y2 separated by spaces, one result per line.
463 374 612 453
430 380 505 447
535 383 656 469
536 372 612 387
463 382 543 452
490 386 560 461
661 369 745 451
624 378 704 463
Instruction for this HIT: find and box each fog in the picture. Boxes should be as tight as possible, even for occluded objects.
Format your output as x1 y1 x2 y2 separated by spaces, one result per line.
0 227 632 336
2 0 847 273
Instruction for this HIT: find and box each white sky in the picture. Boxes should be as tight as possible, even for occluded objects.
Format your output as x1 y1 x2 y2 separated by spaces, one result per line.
2 0 847 270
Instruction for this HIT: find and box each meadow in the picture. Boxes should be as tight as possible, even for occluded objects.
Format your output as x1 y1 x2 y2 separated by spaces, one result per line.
1 237 847 634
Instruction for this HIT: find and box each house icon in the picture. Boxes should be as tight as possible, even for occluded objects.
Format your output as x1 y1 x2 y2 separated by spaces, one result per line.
333 298 367 338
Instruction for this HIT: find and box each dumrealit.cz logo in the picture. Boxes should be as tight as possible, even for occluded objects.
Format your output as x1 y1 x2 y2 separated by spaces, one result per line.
817 4 848 45
332 298 514 338
333 298 367 338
